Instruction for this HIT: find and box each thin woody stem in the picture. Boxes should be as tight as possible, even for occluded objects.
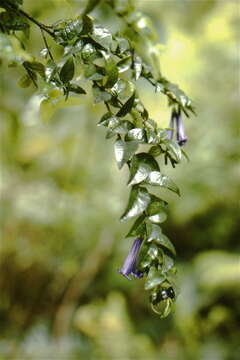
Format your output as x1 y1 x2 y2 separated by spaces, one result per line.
4 1 55 38
17 8 54 37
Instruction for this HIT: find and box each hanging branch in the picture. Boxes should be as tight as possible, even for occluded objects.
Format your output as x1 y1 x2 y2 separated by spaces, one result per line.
0 0 195 317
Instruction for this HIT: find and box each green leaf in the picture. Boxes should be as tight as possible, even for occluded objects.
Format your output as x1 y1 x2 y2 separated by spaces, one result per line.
91 24 112 50
92 85 111 103
105 58 119 88
120 186 151 222
147 196 168 224
166 139 182 162
145 266 165 290
60 57 75 83
45 60 58 83
162 254 174 273
117 92 135 117
83 0 101 14
68 84 86 94
114 139 138 169
133 55 142 80
146 171 180 196
125 214 146 237
128 153 160 186
125 128 147 143
146 128 158 144
117 56 132 73
81 43 97 62
147 224 176 256
148 212 167 224
97 112 114 127
147 243 160 260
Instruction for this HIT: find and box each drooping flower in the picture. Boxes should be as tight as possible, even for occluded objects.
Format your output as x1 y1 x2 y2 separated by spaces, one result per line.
167 109 188 146
176 112 188 146
118 237 144 280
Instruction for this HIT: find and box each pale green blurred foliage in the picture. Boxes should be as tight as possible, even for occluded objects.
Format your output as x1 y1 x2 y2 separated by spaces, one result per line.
0 0 240 359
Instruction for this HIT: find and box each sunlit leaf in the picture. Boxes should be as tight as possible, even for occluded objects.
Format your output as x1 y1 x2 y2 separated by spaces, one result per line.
114 139 138 169
146 171 180 196
125 128 147 143
91 24 112 50
145 266 165 290
117 56 132 73
128 153 159 186
147 224 176 255
120 186 151 221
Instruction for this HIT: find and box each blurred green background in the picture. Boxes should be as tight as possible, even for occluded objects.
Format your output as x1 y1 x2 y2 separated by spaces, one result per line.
0 0 240 359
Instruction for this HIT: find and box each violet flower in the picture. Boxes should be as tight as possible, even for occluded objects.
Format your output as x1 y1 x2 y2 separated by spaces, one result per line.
118 237 144 280
167 109 188 147
176 112 188 146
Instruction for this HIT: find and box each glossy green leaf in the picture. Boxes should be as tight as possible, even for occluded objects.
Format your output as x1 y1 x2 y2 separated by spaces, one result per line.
147 197 167 223
97 112 114 127
114 139 138 169
145 128 158 144
117 92 135 117
145 266 165 290
147 243 159 260
60 57 75 83
166 139 182 162
120 186 151 221
133 55 142 80
91 24 112 50
45 60 58 83
146 171 180 196
81 43 97 61
162 254 174 273
125 214 146 237
128 153 160 186
147 224 176 256
117 56 132 73
125 128 147 143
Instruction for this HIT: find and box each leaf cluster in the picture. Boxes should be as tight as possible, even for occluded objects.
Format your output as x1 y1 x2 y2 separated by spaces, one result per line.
0 0 195 315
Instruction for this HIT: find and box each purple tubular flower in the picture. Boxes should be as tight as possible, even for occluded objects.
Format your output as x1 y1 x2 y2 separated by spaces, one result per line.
118 237 144 280
167 109 188 147
176 113 188 146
